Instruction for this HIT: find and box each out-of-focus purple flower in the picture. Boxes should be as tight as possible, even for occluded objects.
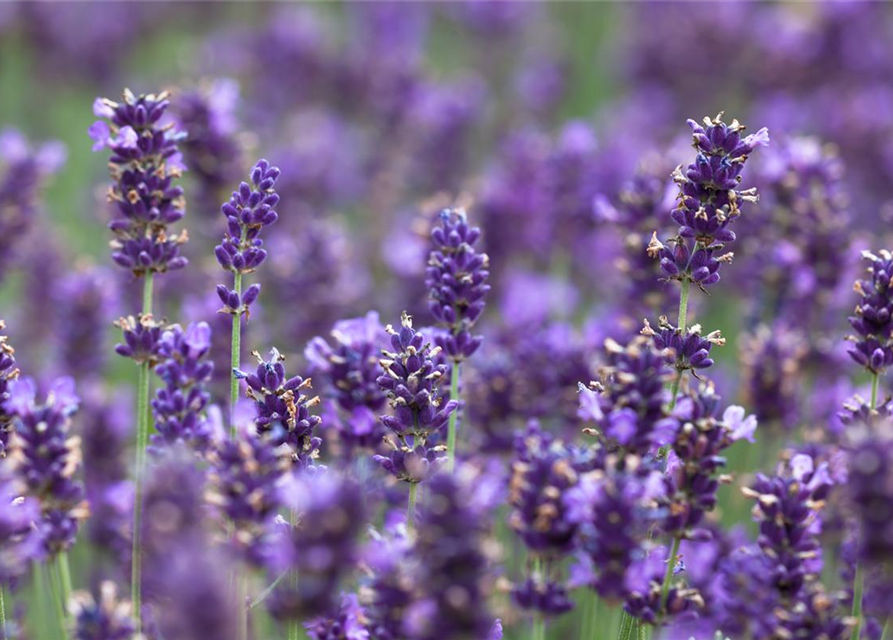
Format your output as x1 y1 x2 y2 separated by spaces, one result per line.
305 312 388 453
847 250 893 373
236 348 322 468
206 431 285 566
53 267 118 382
172 78 243 217
215 159 281 317
90 89 189 276
579 337 677 454
374 313 458 483
0 128 66 284
304 592 370 640
739 322 807 433
267 472 366 623
0 321 20 457
426 208 491 361
649 114 768 289
0 468 42 587
150 322 215 452
622 544 703 624
848 435 893 567
69 580 138 640
403 469 496 639
5 376 86 555
642 316 724 374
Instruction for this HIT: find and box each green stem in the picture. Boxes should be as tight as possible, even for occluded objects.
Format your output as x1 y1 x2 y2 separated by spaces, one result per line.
446 361 461 473
618 611 636 640
851 371 880 640
58 553 72 608
881 618 890 640
407 483 419 531
47 561 67 640
0 586 6 640
131 272 154 635
249 570 288 609
668 279 691 410
531 557 546 640
657 536 682 620
230 270 243 437
287 508 300 640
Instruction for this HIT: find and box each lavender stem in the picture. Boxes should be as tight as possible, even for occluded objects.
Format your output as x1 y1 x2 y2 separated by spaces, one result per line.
131 271 154 634
657 535 681 623
0 586 6 640
407 482 419 530
446 362 461 473
668 278 691 411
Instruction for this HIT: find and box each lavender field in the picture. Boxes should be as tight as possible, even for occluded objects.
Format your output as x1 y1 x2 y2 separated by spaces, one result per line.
1 2 893 639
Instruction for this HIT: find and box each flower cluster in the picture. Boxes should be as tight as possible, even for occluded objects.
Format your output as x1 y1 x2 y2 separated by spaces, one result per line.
113 314 167 366
150 322 215 452
0 320 20 457
426 208 490 361
642 316 724 375
648 114 768 289
215 159 280 317
0 469 41 587
206 432 285 566
267 473 366 622
4 377 87 555
69 581 139 640
89 89 188 276
847 249 893 374
305 312 388 452
578 337 677 455
374 312 458 483
237 348 322 467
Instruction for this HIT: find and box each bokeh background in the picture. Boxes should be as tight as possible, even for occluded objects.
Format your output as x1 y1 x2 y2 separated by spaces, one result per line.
2 1 893 638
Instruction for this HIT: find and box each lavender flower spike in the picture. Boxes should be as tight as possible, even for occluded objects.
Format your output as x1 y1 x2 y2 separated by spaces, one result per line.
847 249 893 374
89 89 188 276
69 581 139 640
0 320 20 457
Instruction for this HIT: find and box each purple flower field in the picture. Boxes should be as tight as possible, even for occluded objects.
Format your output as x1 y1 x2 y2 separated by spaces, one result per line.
2 2 893 639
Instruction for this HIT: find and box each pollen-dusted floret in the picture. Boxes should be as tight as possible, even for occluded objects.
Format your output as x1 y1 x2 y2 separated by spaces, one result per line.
847 249 893 374
642 316 724 374
113 314 168 366
89 89 189 276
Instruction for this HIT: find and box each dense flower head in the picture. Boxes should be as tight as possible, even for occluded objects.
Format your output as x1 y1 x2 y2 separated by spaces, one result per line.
113 314 167 366
661 383 757 538
622 544 703 624
306 312 389 452
642 316 724 374
0 468 41 587
0 128 66 284
69 581 139 640
89 89 189 276
214 159 280 276
425 208 490 361
237 348 322 468
578 336 677 455
304 593 370 640
405 470 495 639
649 114 768 288
4 376 87 554
267 472 366 622
509 422 597 554
847 249 893 373
150 322 215 452
206 431 285 566
374 312 458 483
0 320 20 457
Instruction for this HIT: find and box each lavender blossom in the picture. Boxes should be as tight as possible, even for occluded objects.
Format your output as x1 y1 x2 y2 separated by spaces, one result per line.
649 114 768 289
305 312 388 453
89 89 188 276
374 313 458 483
69 581 138 640
4 377 87 554
426 209 490 361
214 159 280 317
236 348 322 468
267 473 366 622
304 593 370 640
113 315 166 366
149 322 215 452
642 316 724 374
0 469 41 587
206 432 285 566
0 321 20 457
847 250 893 373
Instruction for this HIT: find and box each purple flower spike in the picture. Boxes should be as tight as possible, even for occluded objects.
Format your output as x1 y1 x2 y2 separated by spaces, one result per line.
114 314 167 366
237 348 322 469
4 376 87 555
149 322 215 453
0 467 41 587
847 250 893 374
374 312 457 484
89 89 189 277
426 208 490 361
0 320 21 457
69 581 139 640
649 114 766 289
642 316 725 375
